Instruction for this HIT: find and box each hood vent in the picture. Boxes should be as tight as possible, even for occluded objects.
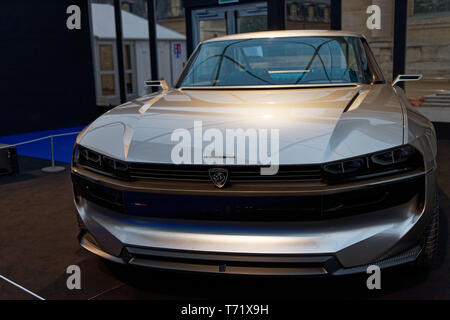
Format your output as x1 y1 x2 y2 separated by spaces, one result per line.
343 89 370 113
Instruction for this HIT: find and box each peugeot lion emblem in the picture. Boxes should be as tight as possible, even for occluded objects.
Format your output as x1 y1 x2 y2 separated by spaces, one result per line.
208 168 229 189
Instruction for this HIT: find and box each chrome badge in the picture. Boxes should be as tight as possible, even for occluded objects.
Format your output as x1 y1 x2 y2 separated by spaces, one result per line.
208 168 229 189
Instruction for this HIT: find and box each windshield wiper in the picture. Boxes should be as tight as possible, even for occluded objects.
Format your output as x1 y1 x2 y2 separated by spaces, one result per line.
214 55 272 85
295 39 335 84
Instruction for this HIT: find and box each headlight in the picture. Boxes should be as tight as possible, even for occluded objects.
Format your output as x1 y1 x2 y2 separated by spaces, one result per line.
371 145 415 165
323 145 423 183
81 148 102 166
103 156 128 178
323 158 364 174
73 145 129 179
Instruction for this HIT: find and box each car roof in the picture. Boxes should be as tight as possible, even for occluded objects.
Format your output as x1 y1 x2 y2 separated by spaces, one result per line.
203 30 365 43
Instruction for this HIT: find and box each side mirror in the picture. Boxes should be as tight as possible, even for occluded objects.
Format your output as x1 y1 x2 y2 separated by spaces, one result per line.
392 74 422 87
145 79 168 92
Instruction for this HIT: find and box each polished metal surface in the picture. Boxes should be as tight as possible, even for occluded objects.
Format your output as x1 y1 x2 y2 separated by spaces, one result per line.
76 84 409 165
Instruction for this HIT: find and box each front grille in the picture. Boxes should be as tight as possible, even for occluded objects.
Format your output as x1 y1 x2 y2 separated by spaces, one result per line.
72 174 124 213
72 173 424 222
127 163 322 182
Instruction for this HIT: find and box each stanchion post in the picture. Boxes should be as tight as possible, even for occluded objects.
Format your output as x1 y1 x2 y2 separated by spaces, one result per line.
50 135 55 168
41 135 65 173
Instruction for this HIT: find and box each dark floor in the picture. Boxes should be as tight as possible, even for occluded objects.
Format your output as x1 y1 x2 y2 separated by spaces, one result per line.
0 143 449 300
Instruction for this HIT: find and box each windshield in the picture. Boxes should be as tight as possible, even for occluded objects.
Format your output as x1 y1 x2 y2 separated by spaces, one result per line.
177 36 384 87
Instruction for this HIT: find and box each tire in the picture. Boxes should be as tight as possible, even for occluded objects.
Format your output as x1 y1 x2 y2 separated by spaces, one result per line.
414 192 440 269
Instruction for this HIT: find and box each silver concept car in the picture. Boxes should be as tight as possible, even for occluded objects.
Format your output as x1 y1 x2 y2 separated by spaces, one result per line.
72 30 439 276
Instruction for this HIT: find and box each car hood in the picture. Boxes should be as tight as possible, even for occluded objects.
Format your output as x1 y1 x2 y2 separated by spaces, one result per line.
77 84 405 165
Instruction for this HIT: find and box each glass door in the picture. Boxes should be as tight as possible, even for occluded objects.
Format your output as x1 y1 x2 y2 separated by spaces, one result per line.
192 2 267 48
192 8 228 47
236 3 268 33
199 18 227 42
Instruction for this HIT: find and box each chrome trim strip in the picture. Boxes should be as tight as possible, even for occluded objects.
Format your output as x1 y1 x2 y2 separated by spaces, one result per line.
128 257 328 275
126 246 333 264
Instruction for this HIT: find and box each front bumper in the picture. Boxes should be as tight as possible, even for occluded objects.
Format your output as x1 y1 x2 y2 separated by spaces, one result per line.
72 167 436 276
78 230 423 276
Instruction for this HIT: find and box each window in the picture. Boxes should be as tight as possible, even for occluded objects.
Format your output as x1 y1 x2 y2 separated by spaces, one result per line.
286 0 330 30
289 3 298 20
156 0 185 19
96 42 137 105
317 4 330 22
237 15 268 34
99 44 115 96
414 0 450 15
199 19 227 42
307 5 315 21
100 75 115 96
170 0 182 17
121 1 133 13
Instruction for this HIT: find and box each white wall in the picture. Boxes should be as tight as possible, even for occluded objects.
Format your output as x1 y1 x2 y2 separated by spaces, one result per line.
135 40 152 96
158 40 172 85
157 40 187 87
